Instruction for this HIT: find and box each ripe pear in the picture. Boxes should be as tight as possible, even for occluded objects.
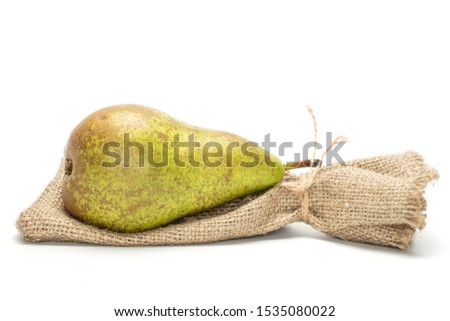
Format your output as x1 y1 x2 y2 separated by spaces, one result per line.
62 104 285 232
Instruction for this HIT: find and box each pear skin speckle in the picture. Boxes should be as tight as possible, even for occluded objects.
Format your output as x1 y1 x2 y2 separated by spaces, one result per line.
62 104 285 232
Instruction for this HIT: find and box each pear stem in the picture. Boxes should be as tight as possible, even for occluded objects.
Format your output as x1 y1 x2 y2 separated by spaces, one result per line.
284 159 321 170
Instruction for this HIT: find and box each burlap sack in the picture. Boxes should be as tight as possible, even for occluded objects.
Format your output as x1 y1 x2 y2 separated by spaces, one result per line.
16 151 438 249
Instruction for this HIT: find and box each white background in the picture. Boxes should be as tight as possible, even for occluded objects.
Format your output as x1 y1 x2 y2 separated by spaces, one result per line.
1 1 449 320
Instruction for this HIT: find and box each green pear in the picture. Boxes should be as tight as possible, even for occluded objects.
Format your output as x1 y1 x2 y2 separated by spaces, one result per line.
62 104 285 232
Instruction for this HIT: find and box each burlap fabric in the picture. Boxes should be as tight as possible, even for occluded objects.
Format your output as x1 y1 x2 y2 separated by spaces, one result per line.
16 151 438 249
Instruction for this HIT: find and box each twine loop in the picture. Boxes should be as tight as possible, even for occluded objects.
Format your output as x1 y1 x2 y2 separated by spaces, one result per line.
282 106 348 223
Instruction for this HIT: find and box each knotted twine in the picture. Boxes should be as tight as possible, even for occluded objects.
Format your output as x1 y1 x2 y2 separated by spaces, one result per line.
16 109 438 249
283 106 349 225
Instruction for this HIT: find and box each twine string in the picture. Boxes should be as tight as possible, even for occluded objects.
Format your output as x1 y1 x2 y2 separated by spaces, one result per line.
282 106 348 223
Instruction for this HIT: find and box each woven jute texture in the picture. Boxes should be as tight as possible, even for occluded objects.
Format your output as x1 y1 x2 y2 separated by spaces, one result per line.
16 151 438 249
